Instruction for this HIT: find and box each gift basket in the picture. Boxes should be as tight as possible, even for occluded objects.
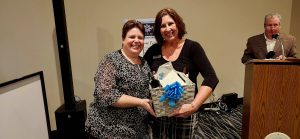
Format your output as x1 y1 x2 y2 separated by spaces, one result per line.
149 62 195 117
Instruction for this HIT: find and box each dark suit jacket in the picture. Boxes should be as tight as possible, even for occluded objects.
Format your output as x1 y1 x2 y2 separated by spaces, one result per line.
241 33 297 64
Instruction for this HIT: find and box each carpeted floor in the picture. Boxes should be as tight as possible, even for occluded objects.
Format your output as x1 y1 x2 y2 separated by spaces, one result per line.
194 104 243 139
51 104 243 139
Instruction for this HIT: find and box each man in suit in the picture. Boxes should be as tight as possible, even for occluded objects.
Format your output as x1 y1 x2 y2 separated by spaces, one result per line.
241 13 297 64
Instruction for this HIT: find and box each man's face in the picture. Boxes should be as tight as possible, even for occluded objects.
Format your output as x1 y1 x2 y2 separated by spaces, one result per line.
264 17 281 39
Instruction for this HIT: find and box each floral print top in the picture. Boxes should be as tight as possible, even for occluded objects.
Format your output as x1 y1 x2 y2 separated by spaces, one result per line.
85 50 151 139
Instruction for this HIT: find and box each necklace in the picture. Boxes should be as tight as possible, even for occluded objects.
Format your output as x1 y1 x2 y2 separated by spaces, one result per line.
121 49 141 64
163 39 184 60
121 49 142 71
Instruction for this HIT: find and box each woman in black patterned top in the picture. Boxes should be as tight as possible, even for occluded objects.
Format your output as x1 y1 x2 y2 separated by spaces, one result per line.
144 8 219 139
85 20 156 139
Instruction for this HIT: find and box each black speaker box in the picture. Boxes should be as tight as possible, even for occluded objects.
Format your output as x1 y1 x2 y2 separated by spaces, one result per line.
221 93 238 111
55 100 87 139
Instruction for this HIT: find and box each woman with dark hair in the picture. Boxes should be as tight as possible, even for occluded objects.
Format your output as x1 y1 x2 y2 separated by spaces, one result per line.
85 20 156 139
144 8 219 139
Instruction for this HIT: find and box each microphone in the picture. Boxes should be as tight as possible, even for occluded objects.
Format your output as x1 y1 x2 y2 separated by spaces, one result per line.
266 51 275 59
272 34 285 60
272 34 279 39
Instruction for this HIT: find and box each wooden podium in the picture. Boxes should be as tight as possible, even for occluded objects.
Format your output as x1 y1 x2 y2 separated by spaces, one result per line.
242 59 300 139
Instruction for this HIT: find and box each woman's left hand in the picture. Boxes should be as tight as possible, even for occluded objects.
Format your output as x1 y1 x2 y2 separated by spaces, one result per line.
140 99 157 117
168 103 197 118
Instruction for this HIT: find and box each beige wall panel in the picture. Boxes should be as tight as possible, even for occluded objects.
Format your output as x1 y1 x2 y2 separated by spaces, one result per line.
0 0 294 130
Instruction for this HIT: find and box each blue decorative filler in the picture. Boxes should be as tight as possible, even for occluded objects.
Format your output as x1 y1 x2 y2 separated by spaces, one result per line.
159 81 184 107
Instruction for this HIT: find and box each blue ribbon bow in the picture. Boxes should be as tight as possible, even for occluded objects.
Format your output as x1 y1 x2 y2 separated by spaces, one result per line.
159 81 184 107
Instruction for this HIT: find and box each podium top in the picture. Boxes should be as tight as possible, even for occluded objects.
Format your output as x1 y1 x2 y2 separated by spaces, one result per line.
245 58 300 65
